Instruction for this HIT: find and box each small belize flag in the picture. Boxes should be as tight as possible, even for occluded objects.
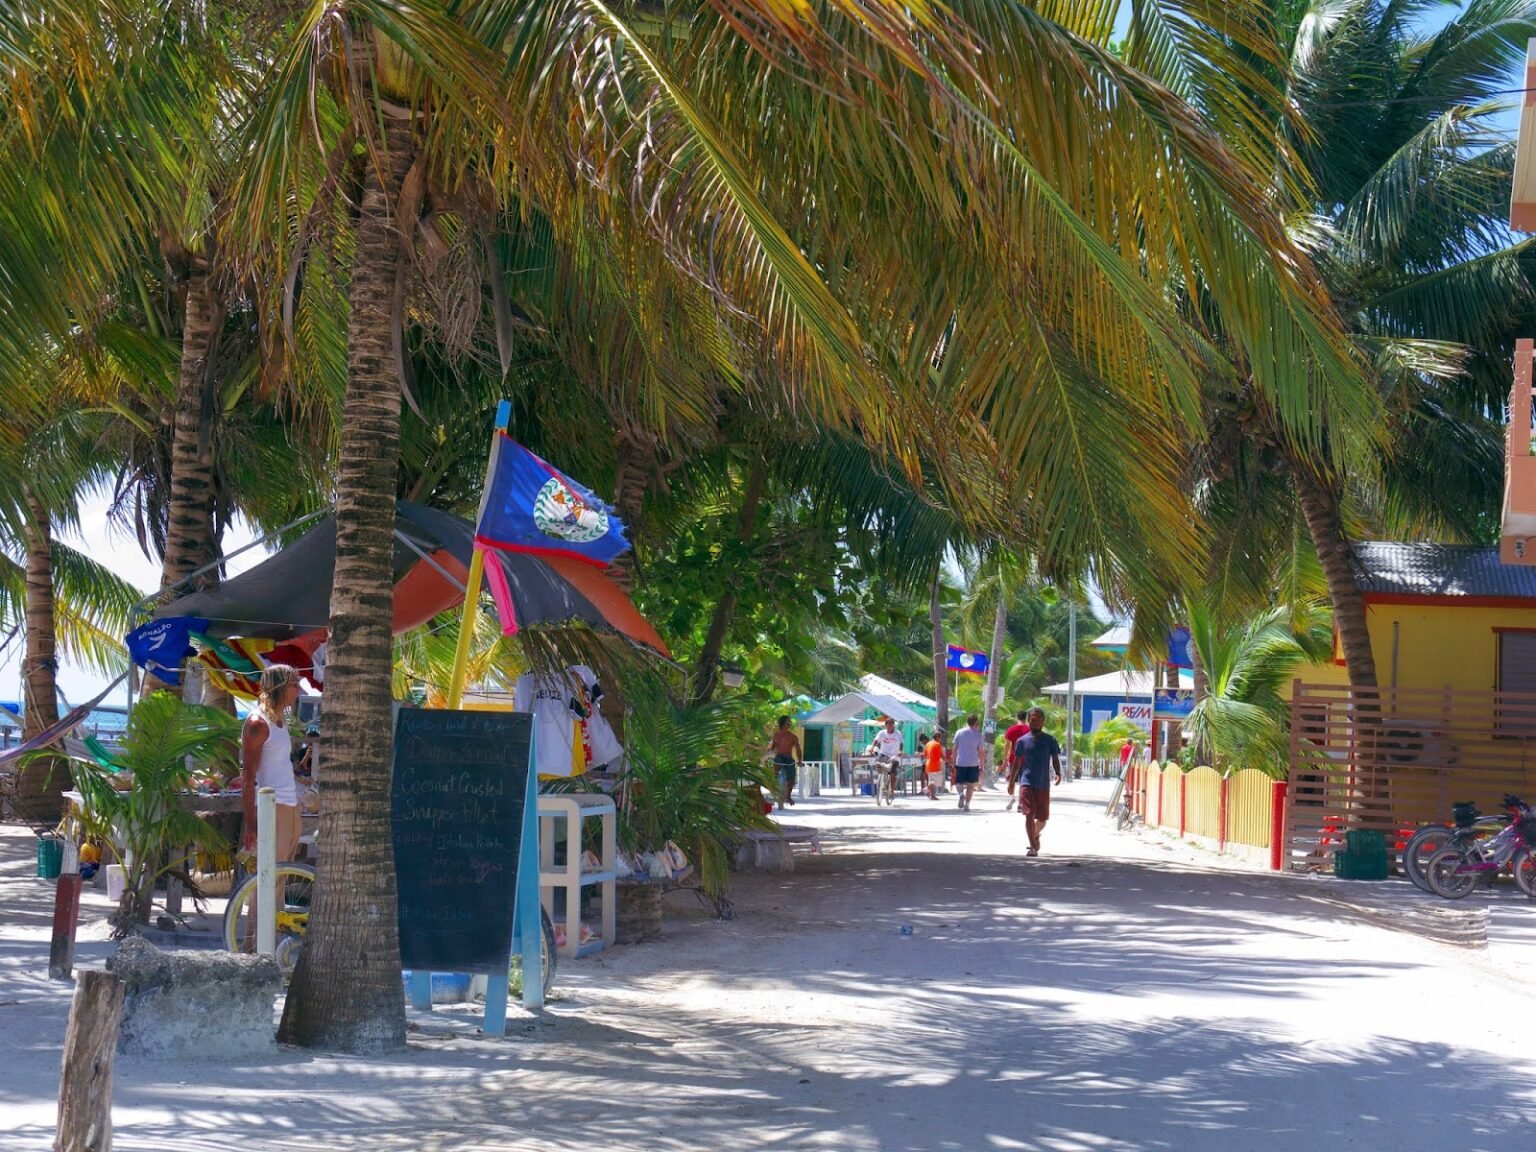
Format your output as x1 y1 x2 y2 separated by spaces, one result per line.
945 645 990 676
474 433 630 567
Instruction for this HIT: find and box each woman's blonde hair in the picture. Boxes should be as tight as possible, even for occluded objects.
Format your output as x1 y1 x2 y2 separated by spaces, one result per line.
257 664 299 724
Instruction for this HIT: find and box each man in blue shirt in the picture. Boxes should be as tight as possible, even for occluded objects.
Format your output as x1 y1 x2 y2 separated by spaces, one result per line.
1010 707 1062 857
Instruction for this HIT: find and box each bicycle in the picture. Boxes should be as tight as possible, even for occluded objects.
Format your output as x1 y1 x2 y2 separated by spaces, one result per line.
1424 795 1536 900
874 756 899 807
1400 803 1509 893
223 861 559 996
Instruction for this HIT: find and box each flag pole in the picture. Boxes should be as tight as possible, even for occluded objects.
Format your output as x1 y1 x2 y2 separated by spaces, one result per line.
446 401 512 711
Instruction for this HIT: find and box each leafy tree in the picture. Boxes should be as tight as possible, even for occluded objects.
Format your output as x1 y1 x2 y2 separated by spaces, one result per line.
1199 0 1536 686
1184 599 1331 775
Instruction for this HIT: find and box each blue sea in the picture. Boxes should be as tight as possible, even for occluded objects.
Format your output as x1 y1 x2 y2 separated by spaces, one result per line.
0 701 128 734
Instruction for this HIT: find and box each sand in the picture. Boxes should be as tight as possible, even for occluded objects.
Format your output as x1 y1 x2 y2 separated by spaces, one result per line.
4 778 1535 1151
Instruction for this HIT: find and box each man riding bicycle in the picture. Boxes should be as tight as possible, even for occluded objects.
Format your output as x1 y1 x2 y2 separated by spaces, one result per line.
867 717 905 798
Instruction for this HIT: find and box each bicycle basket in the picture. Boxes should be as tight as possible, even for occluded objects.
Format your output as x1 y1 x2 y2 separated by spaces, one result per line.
1520 816 1536 850
1452 801 1480 829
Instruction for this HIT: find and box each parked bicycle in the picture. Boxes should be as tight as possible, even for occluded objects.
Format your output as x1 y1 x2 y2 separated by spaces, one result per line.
1423 795 1536 900
1400 801 1509 893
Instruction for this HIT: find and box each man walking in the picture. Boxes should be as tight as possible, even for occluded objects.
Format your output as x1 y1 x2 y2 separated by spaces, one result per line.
950 714 984 811
767 716 803 808
1002 709 1030 812
1012 707 1062 857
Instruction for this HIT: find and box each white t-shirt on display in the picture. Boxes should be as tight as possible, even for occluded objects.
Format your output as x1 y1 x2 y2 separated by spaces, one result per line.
514 671 579 777
952 726 984 767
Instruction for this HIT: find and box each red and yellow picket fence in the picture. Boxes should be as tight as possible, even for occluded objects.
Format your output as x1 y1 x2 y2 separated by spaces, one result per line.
1123 761 1287 869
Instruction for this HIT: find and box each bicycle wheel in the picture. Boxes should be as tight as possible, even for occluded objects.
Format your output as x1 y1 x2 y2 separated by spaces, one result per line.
1514 849 1536 900
1424 846 1481 900
224 862 316 975
510 908 559 998
1401 824 1454 893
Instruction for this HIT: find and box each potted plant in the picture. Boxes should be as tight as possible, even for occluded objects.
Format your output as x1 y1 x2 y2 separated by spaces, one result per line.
40 692 240 932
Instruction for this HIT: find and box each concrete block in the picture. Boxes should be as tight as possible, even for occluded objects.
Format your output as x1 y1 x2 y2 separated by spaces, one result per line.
107 937 281 1058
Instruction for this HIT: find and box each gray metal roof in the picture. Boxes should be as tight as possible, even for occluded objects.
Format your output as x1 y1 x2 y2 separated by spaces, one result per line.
1353 542 1536 599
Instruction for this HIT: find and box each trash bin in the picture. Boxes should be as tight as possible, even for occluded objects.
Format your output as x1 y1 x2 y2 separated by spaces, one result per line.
1334 829 1389 880
36 837 63 879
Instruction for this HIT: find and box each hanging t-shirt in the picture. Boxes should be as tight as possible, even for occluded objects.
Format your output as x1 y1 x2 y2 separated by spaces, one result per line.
570 665 623 769
514 670 582 777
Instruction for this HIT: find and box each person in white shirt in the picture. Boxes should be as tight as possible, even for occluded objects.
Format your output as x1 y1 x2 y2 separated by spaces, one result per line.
866 717 905 797
241 665 302 861
949 713 985 811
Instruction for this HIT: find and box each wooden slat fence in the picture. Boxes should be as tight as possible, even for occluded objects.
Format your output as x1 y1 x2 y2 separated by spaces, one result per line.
1286 680 1536 869
1125 761 1281 864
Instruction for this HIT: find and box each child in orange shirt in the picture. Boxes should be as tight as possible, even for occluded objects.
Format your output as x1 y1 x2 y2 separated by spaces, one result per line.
923 730 946 800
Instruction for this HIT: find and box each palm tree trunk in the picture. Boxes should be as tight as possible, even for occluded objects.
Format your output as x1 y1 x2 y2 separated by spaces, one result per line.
930 574 949 733
1291 460 1377 688
278 112 414 1055
690 458 767 707
981 589 1008 776
144 267 221 699
607 427 653 594
16 489 63 823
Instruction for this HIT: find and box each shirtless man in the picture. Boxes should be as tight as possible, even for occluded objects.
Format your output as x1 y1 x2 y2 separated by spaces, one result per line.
767 716 803 807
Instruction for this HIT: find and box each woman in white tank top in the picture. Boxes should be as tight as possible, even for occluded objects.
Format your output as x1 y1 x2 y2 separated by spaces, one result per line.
241 664 303 861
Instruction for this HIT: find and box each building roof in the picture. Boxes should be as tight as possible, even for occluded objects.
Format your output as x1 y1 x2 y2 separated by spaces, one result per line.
1089 625 1131 651
857 673 936 709
1353 543 1536 600
802 691 930 727
1042 669 1193 697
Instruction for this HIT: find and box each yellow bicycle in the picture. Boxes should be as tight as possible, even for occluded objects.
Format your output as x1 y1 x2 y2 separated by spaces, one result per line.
223 862 314 975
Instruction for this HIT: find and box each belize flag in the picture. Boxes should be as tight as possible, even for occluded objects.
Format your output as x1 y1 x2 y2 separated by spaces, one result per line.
945 645 989 676
474 434 630 567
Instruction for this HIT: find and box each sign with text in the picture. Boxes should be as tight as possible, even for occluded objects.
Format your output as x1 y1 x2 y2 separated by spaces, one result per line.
391 708 532 975
1117 702 1153 733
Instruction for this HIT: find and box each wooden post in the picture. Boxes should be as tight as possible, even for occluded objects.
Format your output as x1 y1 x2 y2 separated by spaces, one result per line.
1178 770 1187 838
1218 775 1229 854
1270 780 1289 872
256 787 277 957
49 832 82 981
55 970 124 1152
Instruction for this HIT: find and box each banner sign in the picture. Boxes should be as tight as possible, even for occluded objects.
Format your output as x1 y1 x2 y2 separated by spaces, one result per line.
1117 702 1153 733
1152 688 1195 721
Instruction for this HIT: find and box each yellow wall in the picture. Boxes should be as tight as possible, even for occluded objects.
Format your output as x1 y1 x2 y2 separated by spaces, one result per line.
1302 601 1536 691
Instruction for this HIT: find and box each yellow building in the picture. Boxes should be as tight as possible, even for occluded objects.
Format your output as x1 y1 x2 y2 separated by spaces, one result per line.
1305 543 1536 692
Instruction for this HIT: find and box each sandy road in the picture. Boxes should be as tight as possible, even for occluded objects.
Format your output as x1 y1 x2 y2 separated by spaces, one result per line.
4 778 1535 1151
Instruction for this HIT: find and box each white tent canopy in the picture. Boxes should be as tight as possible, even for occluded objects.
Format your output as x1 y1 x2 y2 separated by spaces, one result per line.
802 691 929 727
857 673 936 709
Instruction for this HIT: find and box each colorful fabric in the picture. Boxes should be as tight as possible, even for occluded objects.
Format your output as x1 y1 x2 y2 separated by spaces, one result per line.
126 617 209 686
197 636 276 699
475 434 629 566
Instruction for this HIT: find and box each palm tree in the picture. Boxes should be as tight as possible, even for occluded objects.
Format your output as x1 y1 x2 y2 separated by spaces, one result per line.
0 416 142 822
1204 1 1536 687
8 0 1378 1051
1184 598 1332 775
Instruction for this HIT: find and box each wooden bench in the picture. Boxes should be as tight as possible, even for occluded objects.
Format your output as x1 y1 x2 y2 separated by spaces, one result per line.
734 823 823 872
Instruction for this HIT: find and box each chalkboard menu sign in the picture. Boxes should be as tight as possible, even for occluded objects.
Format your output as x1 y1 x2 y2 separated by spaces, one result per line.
391 707 532 975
